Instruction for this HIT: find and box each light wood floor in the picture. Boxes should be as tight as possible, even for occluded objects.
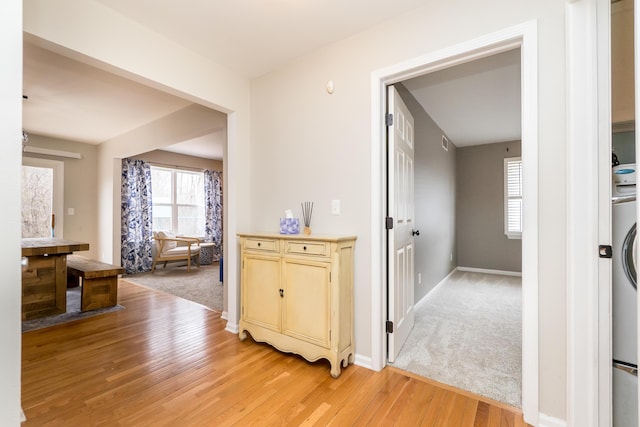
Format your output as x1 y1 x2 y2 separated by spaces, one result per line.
22 280 530 426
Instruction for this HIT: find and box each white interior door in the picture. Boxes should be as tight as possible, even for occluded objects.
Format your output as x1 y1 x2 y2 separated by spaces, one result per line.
387 85 415 363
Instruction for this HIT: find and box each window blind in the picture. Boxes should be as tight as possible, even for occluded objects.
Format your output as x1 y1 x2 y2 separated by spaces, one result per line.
504 157 523 238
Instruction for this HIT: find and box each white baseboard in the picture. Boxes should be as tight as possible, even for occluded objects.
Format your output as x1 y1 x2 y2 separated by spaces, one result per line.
414 268 458 310
538 413 566 427
224 320 239 334
456 266 522 277
353 353 373 370
221 311 228 321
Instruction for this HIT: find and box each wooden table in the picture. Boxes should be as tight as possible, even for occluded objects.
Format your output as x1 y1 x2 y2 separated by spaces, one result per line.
21 238 90 320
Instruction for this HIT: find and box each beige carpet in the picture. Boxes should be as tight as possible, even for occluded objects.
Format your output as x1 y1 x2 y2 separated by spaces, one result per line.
124 263 223 312
391 270 522 407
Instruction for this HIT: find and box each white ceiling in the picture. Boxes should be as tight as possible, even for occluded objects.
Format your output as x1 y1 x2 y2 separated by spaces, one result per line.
23 41 226 159
403 48 521 147
22 2 521 157
23 42 191 145
93 0 431 79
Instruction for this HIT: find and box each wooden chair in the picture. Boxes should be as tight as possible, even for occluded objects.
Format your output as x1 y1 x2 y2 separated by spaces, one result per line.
152 231 201 273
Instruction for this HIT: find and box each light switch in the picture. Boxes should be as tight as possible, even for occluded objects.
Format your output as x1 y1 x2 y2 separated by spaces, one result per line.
331 200 340 215
68 208 75 216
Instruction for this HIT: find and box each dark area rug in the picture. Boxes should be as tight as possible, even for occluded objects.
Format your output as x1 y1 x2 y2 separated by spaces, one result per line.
22 287 125 333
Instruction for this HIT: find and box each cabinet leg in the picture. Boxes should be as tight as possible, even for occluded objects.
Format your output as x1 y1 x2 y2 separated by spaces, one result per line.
347 353 354 366
239 329 247 341
330 362 342 379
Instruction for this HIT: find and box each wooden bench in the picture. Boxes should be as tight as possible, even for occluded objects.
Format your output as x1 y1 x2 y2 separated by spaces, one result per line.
67 255 124 312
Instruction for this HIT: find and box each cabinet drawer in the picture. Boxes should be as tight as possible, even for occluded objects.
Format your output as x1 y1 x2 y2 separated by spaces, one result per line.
244 238 279 253
285 240 329 257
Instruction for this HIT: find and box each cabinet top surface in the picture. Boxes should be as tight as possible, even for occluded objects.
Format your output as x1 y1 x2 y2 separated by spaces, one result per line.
237 232 356 242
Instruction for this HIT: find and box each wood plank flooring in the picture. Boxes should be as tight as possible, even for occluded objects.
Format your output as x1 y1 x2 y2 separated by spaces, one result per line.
21 280 530 426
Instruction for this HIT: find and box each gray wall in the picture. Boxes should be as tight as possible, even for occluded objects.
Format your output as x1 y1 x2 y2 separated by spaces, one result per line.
456 141 522 272
396 85 457 303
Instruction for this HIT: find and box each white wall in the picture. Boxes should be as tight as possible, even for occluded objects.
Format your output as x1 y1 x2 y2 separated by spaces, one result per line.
20 0 569 421
250 1 566 419
23 0 252 330
0 1 23 424
130 150 223 172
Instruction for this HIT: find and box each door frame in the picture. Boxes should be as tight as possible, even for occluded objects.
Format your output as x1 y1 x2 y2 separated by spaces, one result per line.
566 0 613 425
370 21 539 424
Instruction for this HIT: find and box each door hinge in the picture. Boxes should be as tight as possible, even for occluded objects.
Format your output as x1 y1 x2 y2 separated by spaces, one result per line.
329 272 332 283
385 113 393 127
385 320 394 333
385 217 394 230
599 245 613 259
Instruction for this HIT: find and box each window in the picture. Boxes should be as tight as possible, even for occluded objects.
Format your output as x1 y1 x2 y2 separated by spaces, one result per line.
150 166 205 237
504 157 523 239
21 157 64 238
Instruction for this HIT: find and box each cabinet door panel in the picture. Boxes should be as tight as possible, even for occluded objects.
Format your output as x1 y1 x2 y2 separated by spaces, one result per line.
282 259 330 347
243 255 281 331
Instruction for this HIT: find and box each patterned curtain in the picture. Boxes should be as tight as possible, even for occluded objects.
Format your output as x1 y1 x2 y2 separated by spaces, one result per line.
204 170 223 260
121 159 154 274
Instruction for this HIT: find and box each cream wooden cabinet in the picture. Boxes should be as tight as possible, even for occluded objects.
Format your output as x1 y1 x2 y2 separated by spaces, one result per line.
238 232 356 378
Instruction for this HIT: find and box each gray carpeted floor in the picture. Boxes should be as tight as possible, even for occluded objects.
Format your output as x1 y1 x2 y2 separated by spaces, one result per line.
391 270 522 407
124 263 223 312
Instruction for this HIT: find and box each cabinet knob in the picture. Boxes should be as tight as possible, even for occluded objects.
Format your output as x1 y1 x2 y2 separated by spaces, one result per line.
279 289 284 297
303 246 307 251
258 242 261 247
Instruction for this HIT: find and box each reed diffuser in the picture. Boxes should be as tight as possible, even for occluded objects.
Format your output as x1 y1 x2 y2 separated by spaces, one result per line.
301 201 314 235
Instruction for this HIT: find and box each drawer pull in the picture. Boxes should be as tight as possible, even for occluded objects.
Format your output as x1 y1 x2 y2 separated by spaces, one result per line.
279 289 284 298
303 246 307 251
258 242 261 247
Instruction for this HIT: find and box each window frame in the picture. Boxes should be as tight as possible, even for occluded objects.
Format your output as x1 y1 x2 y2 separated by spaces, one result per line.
504 157 523 240
150 165 205 237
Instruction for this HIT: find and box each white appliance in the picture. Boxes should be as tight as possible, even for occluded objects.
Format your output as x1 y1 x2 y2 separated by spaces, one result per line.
612 198 638 426
613 163 637 198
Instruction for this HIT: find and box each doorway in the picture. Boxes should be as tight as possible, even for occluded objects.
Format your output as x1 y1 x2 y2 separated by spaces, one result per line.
386 51 523 407
370 21 539 423
21 157 64 239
